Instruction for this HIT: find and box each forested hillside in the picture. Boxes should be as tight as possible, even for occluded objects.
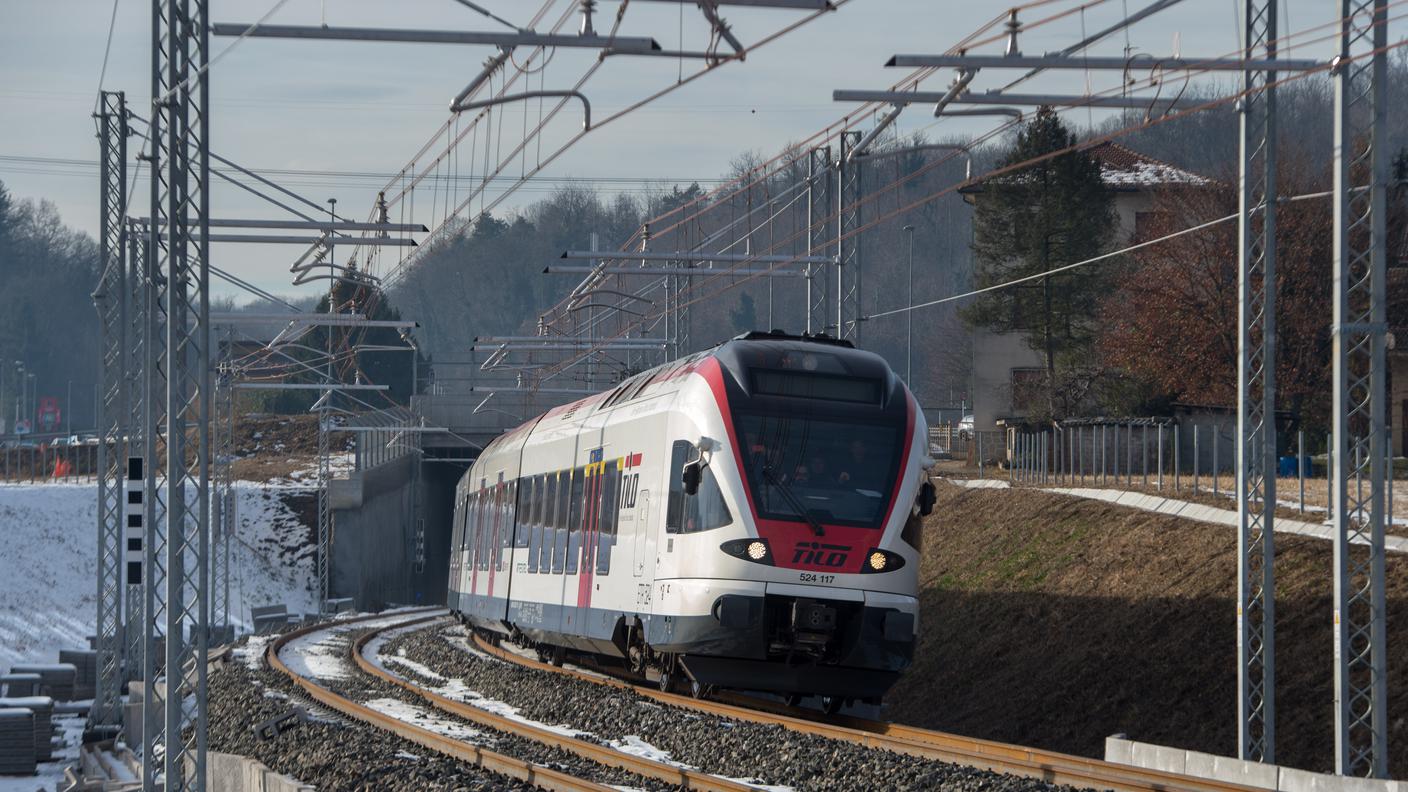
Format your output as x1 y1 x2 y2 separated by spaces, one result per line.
0 183 101 431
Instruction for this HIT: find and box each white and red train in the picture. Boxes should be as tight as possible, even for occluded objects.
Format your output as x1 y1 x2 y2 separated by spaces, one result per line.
448 331 934 708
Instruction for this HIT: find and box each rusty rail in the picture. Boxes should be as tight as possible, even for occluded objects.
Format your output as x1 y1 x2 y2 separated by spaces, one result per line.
352 620 757 791
265 610 615 792
470 634 1262 792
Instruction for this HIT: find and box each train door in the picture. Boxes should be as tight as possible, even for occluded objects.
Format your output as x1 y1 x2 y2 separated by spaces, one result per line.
575 448 605 630
487 472 504 612
649 439 691 584
632 489 649 577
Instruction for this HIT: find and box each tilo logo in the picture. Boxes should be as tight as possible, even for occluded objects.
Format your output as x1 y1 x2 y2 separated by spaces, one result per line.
792 542 850 567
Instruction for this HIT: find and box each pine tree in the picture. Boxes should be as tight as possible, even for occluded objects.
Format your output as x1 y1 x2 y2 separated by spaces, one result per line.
961 108 1116 417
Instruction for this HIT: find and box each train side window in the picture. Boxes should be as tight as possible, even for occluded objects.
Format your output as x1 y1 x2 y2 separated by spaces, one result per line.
665 440 692 533
471 489 481 572
482 486 495 572
565 467 584 574
536 473 550 573
596 462 621 574
666 441 731 534
682 465 732 533
500 480 514 571
476 489 487 572
515 478 532 550
525 477 539 572
551 471 567 574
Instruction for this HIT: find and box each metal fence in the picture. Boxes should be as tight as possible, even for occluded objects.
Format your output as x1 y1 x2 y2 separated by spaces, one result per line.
1003 424 1391 517
0 437 104 483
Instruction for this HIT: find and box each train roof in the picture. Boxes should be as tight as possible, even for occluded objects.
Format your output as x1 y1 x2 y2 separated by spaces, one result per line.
481 331 893 456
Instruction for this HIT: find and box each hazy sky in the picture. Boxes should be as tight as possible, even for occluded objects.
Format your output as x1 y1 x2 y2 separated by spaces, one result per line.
0 0 1355 303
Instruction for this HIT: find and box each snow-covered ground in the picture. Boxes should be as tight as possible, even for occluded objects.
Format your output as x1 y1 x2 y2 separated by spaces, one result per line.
0 479 319 674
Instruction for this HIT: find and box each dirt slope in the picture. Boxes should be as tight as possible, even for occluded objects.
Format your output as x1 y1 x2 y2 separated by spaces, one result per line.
886 480 1408 776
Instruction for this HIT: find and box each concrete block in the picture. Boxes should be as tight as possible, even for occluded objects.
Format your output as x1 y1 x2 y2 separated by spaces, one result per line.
1131 494 1165 511
122 701 142 746
329 474 363 509
1183 749 1277 789
1103 736 1133 766
1129 741 1186 775
1153 498 1185 515
1278 767 1401 792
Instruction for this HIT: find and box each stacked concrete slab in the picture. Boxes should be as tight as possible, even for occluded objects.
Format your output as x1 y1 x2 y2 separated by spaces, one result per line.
0 708 36 775
9 663 77 701
58 650 97 700
0 696 53 762
0 674 40 698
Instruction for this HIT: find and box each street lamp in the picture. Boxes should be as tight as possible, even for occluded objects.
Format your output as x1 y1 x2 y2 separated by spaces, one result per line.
13 361 25 427
903 224 916 389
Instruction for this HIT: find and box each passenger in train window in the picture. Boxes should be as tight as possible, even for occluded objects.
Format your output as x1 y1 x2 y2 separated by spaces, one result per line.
681 464 731 533
837 438 877 490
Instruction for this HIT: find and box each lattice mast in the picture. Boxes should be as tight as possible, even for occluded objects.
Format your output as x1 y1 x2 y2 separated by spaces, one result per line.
1331 0 1390 777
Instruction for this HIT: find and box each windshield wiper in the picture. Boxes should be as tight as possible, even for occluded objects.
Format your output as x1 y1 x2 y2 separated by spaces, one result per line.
762 466 825 537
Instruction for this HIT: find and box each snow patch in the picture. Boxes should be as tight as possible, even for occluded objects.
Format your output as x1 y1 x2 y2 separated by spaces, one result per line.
361 697 483 742
0 479 319 672
608 735 683 765
281 611 447 684
234 634 274 671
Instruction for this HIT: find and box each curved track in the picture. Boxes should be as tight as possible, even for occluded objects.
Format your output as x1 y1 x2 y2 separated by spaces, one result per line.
468 633 1260 792
267 610 755 792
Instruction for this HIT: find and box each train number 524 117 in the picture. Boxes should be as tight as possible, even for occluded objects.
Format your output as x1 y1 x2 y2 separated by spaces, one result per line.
799 573 835 584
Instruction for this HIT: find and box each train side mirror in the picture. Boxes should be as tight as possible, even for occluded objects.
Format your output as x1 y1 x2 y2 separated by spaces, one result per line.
682 459 703 496
917 480 936 517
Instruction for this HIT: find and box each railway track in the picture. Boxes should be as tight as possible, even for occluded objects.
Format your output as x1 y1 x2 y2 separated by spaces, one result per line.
266 610 758 792
467 632 1259 792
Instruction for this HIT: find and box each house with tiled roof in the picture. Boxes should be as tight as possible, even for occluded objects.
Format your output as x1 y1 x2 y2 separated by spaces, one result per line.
964 142 1216 434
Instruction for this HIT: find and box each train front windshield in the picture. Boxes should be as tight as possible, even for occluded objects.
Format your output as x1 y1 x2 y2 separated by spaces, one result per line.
737 413 901 528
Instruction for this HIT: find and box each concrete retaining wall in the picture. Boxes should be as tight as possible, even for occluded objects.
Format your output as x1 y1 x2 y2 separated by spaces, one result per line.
201 751 313 792
331 453 454 610
1105 737 1408 791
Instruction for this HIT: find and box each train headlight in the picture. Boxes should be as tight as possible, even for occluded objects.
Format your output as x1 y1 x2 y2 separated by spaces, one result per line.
720 538 774 565
860 548 905 574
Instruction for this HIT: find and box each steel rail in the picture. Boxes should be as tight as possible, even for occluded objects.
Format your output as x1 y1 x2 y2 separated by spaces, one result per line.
264 610 615 792
470 635 1262 792
353 620 757 792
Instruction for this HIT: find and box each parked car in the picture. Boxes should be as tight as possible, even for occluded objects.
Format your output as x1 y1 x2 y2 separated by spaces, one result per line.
957 414 974 440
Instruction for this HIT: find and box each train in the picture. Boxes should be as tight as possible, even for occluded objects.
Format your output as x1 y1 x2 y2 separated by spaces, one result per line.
448 330 935 711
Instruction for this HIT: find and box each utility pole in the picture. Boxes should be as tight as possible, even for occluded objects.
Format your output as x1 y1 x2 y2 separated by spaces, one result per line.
149 0 212 786
1236 0 1278 765
91 89 128 733
1331 0 1390 777
903 224 915 387
319 197 337 613
836 131 862 343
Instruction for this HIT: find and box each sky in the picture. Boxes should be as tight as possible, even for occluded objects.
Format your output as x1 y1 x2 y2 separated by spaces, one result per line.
0 0 1358 303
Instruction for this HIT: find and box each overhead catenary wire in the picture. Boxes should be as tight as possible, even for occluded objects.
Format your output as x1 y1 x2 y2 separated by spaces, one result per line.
154 0 295 106
534 14 1407 383
528 0 1109 384
92 0 122 114
376 0 847 289
613 2 1404 312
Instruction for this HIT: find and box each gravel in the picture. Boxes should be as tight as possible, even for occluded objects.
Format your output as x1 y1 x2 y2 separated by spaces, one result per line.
209 653 527 791
382 622 1093 792
210 623 673 791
